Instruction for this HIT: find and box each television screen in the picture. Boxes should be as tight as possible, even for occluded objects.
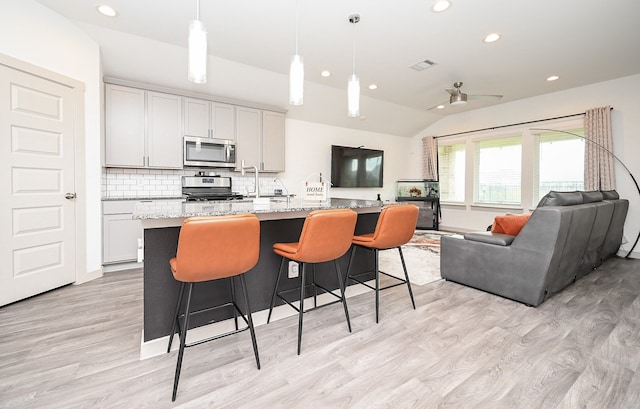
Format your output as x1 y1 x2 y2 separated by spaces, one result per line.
331 145 384 188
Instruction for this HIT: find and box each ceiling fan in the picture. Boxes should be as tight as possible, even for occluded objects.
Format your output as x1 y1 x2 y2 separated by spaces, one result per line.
428 81 503 110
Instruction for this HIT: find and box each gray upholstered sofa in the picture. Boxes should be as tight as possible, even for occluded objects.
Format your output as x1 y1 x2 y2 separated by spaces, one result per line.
440 190 628 306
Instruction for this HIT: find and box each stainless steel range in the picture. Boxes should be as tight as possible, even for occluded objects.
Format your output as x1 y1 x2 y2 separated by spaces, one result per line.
181 175 243 201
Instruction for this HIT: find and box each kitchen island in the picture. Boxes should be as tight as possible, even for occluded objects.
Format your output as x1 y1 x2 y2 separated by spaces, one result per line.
135 198 382 353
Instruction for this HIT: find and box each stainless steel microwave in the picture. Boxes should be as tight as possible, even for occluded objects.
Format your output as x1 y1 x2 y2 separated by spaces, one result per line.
183 136 236 168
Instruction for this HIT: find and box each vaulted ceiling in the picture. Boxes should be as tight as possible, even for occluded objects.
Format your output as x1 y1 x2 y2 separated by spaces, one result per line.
35 0 640 136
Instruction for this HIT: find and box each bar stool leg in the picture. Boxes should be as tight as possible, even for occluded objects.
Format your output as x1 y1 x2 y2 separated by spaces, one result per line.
167 282 185 353
398 247 416 309
312 263 317 308
344 246 357 291
172 282 194 402
231 277 239 331
374 248 380 323
297 262 306 355
240 274 261 370
267 257 286 323
334 260 351 332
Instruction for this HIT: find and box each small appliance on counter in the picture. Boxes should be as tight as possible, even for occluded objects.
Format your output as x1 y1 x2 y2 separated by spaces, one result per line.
181 174 244 201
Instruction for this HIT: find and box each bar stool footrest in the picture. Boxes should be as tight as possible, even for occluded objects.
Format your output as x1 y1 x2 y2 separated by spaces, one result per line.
176 301 252 349
275 282 344 314
348 269 409 291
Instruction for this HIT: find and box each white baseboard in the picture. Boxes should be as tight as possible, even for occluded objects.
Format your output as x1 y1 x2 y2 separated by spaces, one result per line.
103 261 143 273
74 267 103 285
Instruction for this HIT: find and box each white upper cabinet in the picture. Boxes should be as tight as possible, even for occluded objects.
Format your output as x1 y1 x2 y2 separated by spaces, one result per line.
183 97 235 140
236 108 286 172
105 81 284 171
183 97 209 138
105 85 145 167
262 110 285 172
105 84 182 169
147 91 182 168
235 106 261 169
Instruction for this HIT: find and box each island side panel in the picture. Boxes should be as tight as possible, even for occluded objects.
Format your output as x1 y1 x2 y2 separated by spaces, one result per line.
143 212 378 342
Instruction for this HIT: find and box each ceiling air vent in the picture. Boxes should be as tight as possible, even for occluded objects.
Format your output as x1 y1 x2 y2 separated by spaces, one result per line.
409 59 437 71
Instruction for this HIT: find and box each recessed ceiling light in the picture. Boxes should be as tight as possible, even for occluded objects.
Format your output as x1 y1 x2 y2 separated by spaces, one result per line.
432 0 451 13
546 75 560 81
368 84 378 90
320 70 331 77
436 105 445 110
97 5 118 17
483 33 501 43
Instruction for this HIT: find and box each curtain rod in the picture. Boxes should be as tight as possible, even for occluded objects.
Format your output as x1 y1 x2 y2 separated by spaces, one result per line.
434 107 613 139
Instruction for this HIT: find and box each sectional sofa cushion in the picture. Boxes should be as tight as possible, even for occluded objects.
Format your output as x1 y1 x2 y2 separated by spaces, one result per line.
537 191 584 207
602 190 620 200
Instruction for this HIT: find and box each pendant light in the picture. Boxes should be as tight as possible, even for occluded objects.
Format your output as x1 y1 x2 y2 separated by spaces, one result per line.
347 14 360 117
289 0 304 105
188 0 207 84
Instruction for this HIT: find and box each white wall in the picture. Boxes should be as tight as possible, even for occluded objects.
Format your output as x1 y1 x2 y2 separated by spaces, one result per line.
282 119 412 202
415 74 640 257
0 0 103 280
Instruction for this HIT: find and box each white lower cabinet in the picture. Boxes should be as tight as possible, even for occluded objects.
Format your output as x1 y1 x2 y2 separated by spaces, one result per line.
102 201 143 265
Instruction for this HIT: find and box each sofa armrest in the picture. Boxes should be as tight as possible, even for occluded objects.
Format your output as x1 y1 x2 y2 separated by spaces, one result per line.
463 232 515 246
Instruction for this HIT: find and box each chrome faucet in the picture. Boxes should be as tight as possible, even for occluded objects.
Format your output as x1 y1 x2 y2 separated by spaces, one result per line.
273 177 291 206
240 159 260 198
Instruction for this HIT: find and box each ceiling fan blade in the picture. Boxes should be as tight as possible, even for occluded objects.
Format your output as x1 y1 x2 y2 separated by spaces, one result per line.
468 94 503 100
445 88 456 96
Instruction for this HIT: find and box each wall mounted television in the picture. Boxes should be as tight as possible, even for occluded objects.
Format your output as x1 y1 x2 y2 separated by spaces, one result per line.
330 145 384 188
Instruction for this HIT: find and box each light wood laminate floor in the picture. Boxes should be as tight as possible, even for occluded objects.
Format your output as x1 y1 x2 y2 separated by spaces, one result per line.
1 257 640 408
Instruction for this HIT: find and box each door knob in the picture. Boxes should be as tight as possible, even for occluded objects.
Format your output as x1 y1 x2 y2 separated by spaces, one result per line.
65 193 77 199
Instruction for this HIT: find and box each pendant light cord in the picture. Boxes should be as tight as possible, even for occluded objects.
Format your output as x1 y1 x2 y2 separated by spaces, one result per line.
295 0 299 54
196 0 200 21
352 22 356 75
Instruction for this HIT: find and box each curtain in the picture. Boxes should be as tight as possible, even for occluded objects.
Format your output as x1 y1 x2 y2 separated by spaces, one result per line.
422 136 438 180
584 106 615 190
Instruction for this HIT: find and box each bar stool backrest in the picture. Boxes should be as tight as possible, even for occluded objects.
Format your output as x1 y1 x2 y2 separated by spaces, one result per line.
368 205 419 249
294 209 358 263
173 214 260 282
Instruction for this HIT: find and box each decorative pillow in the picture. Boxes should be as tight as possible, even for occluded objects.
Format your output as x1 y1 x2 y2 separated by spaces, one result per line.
491 213 531 236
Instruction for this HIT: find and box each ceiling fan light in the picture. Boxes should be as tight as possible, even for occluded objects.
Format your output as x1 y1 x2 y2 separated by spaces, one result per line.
188 19 207 84
432 0 451 13
289 54 304 105
450 92 467 105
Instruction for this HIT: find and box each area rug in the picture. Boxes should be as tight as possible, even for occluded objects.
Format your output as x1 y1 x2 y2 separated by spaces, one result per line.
378 230 450 286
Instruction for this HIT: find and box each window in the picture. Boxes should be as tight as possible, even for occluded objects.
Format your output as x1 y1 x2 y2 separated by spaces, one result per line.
437 143 465 202
474 136 522 205
534 129 584 203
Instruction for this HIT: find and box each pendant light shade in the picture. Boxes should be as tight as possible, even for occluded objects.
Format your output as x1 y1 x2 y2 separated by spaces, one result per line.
347 14 360 117
188 1 207 84
347 74 360 117
289 54 304 105
289 0 304 105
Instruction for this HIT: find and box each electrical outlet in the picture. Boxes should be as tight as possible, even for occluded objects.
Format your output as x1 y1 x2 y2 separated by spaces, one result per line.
288 261 299 278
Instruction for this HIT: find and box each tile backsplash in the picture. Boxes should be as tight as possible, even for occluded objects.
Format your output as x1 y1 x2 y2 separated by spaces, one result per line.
102 168 281 199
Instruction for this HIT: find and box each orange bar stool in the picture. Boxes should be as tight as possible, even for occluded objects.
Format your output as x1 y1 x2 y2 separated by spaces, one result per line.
267 209 357 354
346 204 419 323
167 214 260 402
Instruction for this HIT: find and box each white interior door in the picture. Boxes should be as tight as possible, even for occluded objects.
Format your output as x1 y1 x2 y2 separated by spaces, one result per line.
0 64 76 306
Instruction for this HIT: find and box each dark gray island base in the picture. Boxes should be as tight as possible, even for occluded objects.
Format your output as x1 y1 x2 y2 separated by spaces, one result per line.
136 198 383 344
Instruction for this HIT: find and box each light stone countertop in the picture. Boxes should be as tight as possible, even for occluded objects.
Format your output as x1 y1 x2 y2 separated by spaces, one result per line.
134 197 385 228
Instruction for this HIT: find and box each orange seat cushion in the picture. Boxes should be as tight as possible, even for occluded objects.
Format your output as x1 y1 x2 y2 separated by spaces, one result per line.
491 213 531 236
